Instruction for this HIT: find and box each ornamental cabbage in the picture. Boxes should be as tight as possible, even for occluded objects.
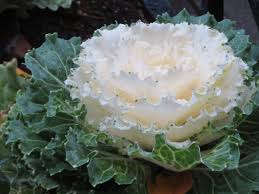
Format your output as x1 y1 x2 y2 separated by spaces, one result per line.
66 21 255 149
1 10 259 194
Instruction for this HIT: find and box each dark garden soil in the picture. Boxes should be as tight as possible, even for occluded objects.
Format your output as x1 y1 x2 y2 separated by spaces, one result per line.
0 0 153 68
1 0 257 69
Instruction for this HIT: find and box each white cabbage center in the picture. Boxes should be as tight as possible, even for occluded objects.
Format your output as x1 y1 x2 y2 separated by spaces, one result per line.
66 22 249 148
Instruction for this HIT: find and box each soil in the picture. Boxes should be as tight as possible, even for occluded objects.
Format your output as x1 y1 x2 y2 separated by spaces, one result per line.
1 0 257 67
0 0 153 65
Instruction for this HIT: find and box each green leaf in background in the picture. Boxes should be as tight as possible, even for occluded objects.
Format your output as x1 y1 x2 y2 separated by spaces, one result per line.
0 0 74 13
32 0 74 11
0 59 26 113
0 0 32 13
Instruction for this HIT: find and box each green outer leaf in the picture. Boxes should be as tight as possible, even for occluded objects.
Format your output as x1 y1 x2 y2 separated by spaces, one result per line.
190 150 259 194
65 129 91 168
1 34 90 193
65 128 149 191
88 157 137 187
45 88 84 118
87 153 149 193
16 85 46 115
214 19 236 39
229 33 250 57
156 9 217 27
128 134 201 171
34 174 59 190
25 33 80 91
201 133 242 171
93 23 119 37
5 120 28 144
19 138 48 155
128 133 242 172
189 12 217 27
156 9 191 24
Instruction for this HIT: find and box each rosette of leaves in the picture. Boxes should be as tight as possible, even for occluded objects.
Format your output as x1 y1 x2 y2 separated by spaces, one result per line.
0 9 259 194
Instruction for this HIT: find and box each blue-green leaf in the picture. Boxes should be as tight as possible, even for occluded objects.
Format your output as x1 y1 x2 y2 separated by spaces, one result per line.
190 150 259 194
201 133 243 171
128 134 201 171
229 33 250 57
0 59 26 112
65 129 92 168
32 0 74 11
25 33 80 90
156 9 190 24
